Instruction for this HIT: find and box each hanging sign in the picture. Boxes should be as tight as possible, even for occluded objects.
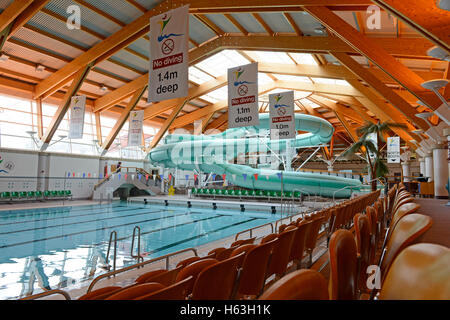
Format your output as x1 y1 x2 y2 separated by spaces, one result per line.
148 5 189 102
127 110 144 146
228 62 259 128
367 132 378 159
387 136 400 163
269 91 296 140
68 95 86 139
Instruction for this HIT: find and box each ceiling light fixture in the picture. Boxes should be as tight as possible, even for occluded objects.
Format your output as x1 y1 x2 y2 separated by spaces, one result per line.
100 85 108 92
436 0 450 10
35 64 45 72
0 53 9 62
427 46 450 61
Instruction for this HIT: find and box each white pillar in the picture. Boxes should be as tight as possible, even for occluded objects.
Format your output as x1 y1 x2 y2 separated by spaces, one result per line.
419 158 426 176
425 154 434 182
433 144 449 199
445 128 450 204
402 161 410 182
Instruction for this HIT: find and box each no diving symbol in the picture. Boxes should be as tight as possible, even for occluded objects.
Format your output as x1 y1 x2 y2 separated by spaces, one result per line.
277 107 287 116
161 39 174 55
237 84 248 96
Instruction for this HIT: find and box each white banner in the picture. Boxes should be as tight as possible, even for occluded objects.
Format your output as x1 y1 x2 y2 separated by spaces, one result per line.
228 62 260 128
68 95 86 139
269 91 296 140
149 5 189 102
387 136 400 163
127 110 144 146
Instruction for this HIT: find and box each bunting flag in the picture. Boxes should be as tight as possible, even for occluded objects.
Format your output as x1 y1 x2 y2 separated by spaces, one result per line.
243 173 247 181
124 174 128 180
185 174 189 180
118 173 121 180
212 174 216 180
82 173 86 178
73 172 75 177
194 174 198 180
67 172 71 177
146 174 149 180
88 173 91 178
222 174 226 180
253 173 258 181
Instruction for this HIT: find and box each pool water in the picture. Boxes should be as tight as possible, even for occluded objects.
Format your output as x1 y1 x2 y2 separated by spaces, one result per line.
0 201 281 299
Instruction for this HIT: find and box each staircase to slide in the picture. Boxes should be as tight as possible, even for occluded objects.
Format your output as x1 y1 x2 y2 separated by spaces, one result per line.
92 167 162 201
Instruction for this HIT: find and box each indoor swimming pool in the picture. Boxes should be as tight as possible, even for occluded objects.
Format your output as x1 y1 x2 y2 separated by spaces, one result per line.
0 201 282 299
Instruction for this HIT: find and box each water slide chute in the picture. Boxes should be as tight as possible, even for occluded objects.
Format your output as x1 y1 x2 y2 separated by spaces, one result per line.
148 114 362 198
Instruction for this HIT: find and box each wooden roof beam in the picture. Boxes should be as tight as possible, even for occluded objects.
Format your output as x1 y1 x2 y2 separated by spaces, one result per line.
303 5 442 110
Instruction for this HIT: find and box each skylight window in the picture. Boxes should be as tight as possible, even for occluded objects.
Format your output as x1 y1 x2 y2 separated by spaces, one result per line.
272 74 312 83
194 50 250 77
189 66 215 84
243 51 295 64
310 78 350 86
288 53 318 65
200 86 228 103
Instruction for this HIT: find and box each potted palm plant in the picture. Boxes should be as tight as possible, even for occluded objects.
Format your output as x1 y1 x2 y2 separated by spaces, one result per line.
343 121 407 191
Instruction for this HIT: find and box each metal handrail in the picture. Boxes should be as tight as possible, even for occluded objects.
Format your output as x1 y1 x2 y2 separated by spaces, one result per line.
20 289 72 300
274 212 304 232
234 222 274 241
104 230 117 272
87 247 197 293
131 226 143 264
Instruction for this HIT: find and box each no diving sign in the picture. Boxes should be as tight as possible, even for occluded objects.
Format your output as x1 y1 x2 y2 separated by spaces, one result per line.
227 63 260 128
269 91 296 140
149 5 189 102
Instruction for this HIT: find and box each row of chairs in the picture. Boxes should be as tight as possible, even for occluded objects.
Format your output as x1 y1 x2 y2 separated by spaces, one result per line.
247 183 449 300
0 190 72 202
326 183 448 300
192 188 305 200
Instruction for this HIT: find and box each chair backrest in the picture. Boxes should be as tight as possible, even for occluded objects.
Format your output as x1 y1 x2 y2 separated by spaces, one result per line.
305 216 324 252
381 214 433 281
379 243 450 300
266 227 297 278
207 247 226 258
135 269 167 284
176 256 202 269
175 258 218 294
328 229 358 300
289 221 312 264
191 252 246 300
353 213 371 289
230 237 256 248
136 276 194 300
390 203 421 231
230 244 257 257
261 233 278 244
392 197 415 214
235 238 277 298
258 269 329 300
78 286 123 300
105 282 165 300
139 266 183 286
215 247 237 261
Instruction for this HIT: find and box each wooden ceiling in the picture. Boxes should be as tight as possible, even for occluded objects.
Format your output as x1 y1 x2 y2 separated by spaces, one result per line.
0 0 448 155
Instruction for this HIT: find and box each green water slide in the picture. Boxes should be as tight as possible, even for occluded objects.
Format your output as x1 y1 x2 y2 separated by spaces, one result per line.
148 113 362 198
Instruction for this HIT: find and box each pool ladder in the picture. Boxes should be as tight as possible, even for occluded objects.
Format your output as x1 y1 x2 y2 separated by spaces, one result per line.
103 230 117 272
131 226 144 265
